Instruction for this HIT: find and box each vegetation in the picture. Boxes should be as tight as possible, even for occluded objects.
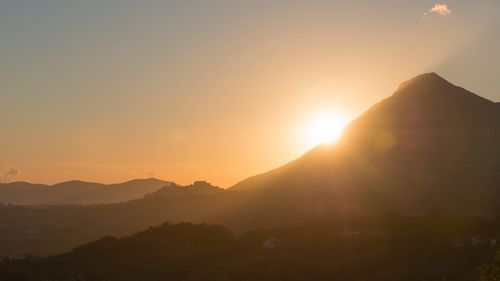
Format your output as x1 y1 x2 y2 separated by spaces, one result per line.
1 214 500 281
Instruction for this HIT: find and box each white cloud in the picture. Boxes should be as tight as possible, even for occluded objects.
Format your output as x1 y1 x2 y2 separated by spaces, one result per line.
424 3 452 17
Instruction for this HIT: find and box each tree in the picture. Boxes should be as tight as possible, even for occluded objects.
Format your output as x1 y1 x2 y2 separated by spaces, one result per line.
478 264 500 281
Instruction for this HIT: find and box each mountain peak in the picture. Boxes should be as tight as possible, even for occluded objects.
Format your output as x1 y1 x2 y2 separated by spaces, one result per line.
388 72 497 111
396 72 451 92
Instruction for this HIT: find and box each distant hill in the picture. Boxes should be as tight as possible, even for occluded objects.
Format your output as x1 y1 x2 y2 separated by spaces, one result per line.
150 180 224 198
0 180 226 256
0 178 171 205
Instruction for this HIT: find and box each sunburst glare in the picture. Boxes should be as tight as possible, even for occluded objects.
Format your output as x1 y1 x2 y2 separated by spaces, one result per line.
304 113 349 148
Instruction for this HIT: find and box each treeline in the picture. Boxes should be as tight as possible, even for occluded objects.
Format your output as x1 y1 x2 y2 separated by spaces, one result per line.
2 214 500 281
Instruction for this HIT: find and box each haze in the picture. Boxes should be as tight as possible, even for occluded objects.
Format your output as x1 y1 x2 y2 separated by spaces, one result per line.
1 0 499 187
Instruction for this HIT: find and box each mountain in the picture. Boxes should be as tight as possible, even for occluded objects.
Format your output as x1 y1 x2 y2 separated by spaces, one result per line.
1 73 499 257
232 73 500 216
0 178 171 205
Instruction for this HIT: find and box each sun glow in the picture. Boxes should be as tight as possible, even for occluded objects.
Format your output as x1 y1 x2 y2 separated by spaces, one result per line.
305 113 349 148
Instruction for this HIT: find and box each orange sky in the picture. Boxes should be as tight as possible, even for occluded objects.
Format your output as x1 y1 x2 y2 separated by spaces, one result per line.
1 1 499 187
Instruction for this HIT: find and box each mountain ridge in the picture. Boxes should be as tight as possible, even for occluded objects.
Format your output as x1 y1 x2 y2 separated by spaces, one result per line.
0 178 173 205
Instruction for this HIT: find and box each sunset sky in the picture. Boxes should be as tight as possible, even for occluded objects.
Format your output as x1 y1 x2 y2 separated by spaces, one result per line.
1 1 499 187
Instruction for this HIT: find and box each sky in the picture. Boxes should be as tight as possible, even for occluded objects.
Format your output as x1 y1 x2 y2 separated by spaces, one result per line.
1 0 499 187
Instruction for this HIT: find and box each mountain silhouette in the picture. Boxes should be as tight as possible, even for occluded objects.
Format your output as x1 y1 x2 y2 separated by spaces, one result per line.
0 178 171 205
1 73 500 257
232 73 500 216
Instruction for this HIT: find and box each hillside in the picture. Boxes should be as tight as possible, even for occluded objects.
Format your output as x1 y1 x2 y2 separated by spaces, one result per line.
232 73 500 217
1 73 499 257
1 217 498 281
0 181 225 257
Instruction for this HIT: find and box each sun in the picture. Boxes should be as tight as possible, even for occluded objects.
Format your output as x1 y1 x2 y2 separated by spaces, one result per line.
305 113 349 148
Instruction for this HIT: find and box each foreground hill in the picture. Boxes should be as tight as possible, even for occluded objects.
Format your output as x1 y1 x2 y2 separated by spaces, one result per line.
1 217 498 281
0 178 171 205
